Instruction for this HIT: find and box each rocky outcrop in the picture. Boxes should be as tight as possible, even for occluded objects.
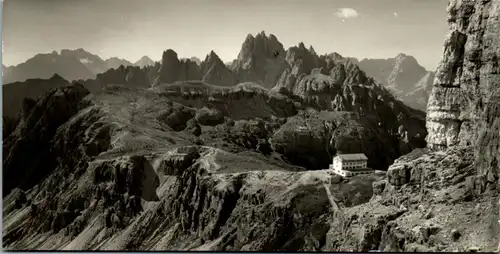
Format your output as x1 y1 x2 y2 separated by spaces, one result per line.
157 49 203 84
80 65 160 92
270 111 395 170
6 1 499 251
426 0 500 150
200 51 237 86
195 107 225 126
285 43 322 75
232 31 290 88
274 50 427 153
151 81 299 120
2 83 382 251
3 74 70 118
181 57 202 66
320 1 500 251
3 83 91 196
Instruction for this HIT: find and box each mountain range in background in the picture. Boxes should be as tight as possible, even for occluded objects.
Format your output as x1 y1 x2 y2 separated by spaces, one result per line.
2 33 434 111
2 49 157 84
3 31 428 172
3 0 500 250
352 54 435 111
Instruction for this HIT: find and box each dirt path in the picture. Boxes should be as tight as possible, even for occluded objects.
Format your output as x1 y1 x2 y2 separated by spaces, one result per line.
323 183 345 219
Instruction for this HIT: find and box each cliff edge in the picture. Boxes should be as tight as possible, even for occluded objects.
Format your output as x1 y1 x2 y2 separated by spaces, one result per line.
426 0 500 150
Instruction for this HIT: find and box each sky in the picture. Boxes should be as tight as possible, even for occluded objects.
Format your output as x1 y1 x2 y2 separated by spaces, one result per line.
2 0 450 70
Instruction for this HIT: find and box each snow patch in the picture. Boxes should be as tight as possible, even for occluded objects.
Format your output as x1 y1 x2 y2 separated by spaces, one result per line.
80 58 92 64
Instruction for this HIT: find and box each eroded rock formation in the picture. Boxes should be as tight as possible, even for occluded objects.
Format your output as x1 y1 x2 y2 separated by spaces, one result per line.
3 0 499 252
231 31 290 88
426 0 500 150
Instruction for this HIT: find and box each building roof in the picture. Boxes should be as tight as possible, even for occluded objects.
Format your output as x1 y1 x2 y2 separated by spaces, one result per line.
335 153 368 161
343 167 374 172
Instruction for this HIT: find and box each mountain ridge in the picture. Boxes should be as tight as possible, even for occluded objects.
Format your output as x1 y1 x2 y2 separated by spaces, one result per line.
3 0 500 251
353 54 435 111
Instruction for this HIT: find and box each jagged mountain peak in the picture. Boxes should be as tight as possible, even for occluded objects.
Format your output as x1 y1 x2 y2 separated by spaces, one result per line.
256 30 267 38
60 48 97 57
308 45 317 56
232 31 288 88
297 42 307 49
157 49 203 84
394 53 423 68
237 31 285 61
162 49 179 60
204 50 224 64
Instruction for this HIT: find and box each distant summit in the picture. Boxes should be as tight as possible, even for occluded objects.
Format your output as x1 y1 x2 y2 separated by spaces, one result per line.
5 32 435 114
2 49 123 84
3 49 99 84
105 57 133 69
355 54 434 111
134 56 156 68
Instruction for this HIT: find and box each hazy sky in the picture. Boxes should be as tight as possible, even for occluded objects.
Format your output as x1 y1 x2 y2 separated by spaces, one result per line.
3 0 449 70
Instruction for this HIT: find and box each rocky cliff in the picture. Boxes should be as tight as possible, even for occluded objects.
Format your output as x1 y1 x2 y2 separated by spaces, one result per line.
273 46 427 151
231 31 290 88
200 51 237 87
426 0 500 150
4 0 499 251
157 50 203 84
3 74 70 118
79 64 160 93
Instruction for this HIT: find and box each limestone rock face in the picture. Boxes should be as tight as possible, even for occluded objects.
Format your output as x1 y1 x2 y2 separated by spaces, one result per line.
200 51 237 86
3 83 91 196
6 1 500 251
426 0 500 150
158 49 202 84
159 49 181 83
3 74 70 118
269 111 405 170
274 53 428 152
232 31 290 88
81 65 160 92
388 54 429 92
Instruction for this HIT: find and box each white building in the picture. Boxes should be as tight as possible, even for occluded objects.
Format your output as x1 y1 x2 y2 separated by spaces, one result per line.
329 153 373 177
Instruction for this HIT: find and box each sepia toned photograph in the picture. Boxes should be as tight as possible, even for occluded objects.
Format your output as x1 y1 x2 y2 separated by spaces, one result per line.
2 0 499 251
